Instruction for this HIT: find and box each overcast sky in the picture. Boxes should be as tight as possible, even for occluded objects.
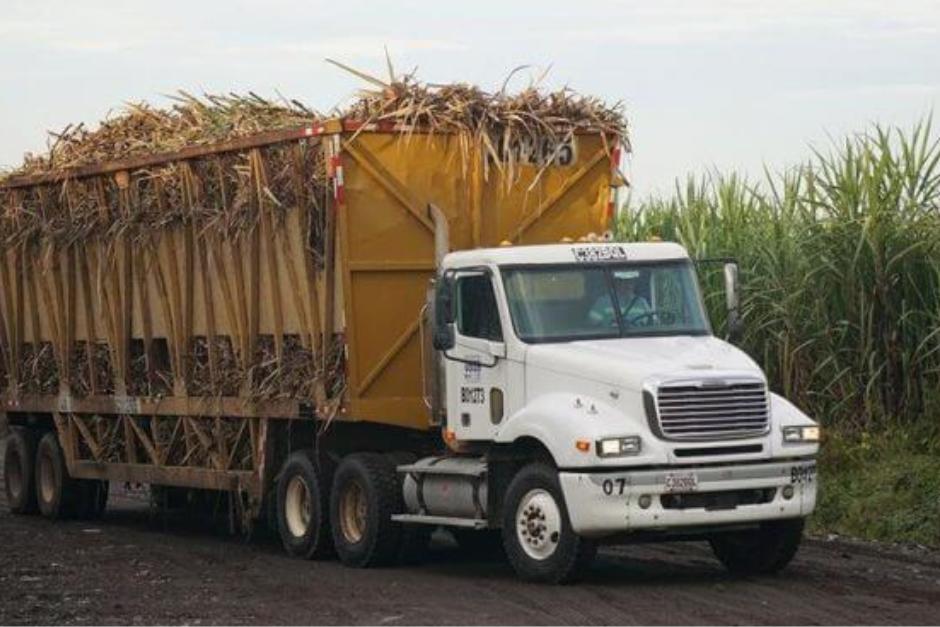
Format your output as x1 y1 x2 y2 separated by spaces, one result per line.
2 0 939 198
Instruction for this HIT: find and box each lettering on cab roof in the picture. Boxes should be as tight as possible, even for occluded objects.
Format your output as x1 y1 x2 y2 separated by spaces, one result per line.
572 245 628 263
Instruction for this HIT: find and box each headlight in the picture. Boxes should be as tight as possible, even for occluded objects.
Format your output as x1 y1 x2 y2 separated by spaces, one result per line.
782 425 820 444
596 436 642 457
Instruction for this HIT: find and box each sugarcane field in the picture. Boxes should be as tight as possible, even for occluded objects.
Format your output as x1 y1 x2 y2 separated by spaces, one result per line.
2 2 940 626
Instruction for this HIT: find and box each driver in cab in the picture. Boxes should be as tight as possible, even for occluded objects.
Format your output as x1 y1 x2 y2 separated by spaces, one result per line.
588 270 651 328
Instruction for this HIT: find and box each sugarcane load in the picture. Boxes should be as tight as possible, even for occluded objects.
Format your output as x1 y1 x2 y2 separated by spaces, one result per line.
0 65 818 584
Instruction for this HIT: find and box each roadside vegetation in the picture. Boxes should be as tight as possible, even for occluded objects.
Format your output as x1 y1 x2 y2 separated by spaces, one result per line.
618 119 940 546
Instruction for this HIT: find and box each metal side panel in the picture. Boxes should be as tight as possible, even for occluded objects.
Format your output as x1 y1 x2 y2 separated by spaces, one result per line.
338 131 615 431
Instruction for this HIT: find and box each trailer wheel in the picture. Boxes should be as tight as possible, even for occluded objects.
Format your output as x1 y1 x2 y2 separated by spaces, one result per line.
709 518 805 575
501 463 596 584
330 453 402 568
4 427 38 514
34 432 80 520
276 450 333 559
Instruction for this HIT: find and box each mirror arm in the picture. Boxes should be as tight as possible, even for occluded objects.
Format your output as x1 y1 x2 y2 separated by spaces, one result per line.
725 310 743 343
440 350 500 369
723 261 743 343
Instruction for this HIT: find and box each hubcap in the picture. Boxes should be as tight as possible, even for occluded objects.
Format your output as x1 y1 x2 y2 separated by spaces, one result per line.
5 450 22 500
38 449 55 504
516 488 563 560
339 480 367 544
284 475 312 538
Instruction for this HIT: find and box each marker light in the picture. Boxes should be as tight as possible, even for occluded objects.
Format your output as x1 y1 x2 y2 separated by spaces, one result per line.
596 436 642 458
575 439 591 453
782 425 821 444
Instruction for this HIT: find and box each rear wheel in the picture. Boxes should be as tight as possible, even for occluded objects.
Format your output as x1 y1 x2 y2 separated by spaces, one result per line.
501 463 596 584
330 453 403 568
709 518 805 575
35 432 80 519
4 427 38 514
276 450 333 559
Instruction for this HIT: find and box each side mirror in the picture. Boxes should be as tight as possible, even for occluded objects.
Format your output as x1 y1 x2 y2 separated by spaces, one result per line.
436 274 455 324
432 275 456 351
723 262 743 343
433 325 455 351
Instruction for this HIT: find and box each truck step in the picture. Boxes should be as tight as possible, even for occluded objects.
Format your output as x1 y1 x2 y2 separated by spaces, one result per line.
392 514 488 529
397 460 486 477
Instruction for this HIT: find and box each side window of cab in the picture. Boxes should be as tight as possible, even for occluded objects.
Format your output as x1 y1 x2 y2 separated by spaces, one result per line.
456 274 503 341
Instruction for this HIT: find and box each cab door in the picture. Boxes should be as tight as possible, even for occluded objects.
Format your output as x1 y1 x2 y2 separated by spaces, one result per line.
445 270 509 441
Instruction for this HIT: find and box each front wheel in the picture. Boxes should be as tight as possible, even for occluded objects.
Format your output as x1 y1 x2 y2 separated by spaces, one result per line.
501 463 596 584
709 518 805 575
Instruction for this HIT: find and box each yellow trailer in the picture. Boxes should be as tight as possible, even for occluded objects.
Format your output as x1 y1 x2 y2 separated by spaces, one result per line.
0 116 621 532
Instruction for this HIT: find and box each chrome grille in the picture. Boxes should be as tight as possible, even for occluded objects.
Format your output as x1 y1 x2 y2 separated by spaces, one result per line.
654 380 769 441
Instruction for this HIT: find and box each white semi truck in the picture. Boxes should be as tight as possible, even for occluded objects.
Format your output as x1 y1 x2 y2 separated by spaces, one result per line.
1 121 818 584
399 238 819 582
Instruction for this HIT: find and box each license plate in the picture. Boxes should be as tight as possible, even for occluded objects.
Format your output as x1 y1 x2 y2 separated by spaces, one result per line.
664 472 699 493
790 464 816 484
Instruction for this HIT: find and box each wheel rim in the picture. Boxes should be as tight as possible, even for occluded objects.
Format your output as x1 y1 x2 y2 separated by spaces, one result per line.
516 488 563 561
5 449 22 500
284 475 312 538
339 480 367 544
38 449 56 505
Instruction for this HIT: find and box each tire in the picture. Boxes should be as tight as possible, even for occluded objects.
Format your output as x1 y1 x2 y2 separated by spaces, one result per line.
501 463 596 584
709 518 805 575
276 450 333 559
34 432 81 519
330 453 403 568
3 427 38 514
452 528 505 561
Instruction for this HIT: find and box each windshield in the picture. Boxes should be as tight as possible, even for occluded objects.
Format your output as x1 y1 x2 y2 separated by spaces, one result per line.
500 261 711 343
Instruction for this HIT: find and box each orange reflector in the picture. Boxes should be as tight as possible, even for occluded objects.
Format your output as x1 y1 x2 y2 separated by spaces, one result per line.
443 429 457 443
575 440 591 453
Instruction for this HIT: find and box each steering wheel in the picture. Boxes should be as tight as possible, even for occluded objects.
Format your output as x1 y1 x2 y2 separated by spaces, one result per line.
627 310 677 326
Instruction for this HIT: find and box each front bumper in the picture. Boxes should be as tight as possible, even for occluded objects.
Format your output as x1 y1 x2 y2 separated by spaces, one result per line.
559 459 817 537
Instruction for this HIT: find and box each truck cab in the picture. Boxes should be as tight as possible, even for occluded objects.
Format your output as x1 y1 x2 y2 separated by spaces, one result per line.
406 240 819 582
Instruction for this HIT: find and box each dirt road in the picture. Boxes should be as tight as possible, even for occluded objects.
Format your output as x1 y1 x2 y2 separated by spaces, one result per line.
2 446 939 625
